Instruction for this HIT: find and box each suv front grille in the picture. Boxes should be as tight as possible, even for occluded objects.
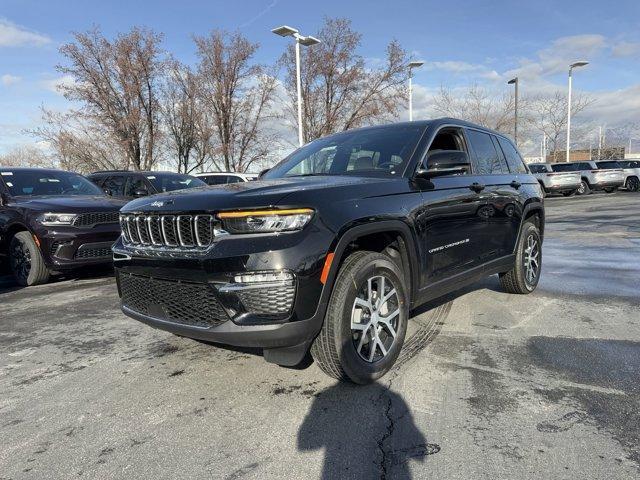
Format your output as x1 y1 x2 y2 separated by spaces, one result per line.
73 212 120 228
118 273 229 328
120 214 215 249
74 247 112 259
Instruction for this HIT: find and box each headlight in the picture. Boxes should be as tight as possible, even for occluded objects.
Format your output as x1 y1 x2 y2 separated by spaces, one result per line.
217 208 314 234
38 213 77 226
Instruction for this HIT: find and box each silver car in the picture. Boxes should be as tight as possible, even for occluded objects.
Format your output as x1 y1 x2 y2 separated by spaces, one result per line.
551 161 625 195
597 160 640 192
529 163 581 196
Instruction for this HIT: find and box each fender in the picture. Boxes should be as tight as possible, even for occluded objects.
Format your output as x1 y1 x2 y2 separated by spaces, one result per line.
317 220 421 313
514 201 545 252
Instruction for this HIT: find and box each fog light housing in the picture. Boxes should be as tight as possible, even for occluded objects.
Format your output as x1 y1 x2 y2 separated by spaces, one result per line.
233 271 294 285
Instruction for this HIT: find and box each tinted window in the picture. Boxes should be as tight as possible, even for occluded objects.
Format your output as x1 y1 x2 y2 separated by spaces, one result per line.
579 162 593 170
200 175 228 185
597 161 622 169
529 165 548 174
497 137 528 173
620 161 640 168
124 176 149 196
103 176 126 196
264 125 424 178
551 163 578 172
226 176 243 183
466 130 507 174
145 173 206 192
0 170 104 197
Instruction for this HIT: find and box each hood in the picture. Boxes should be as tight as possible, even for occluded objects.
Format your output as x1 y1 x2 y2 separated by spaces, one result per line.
122 175 401 213
10 195 128 213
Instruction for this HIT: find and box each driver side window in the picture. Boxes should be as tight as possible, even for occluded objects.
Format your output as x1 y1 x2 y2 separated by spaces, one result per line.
423 128 469 175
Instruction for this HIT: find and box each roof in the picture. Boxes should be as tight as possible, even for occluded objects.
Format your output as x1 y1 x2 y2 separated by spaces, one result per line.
0 167 69 173
90 170 189 175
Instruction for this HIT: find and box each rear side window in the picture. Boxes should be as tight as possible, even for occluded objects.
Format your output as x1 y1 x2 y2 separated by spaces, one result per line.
466 130 508 174
497 137 528 173
597 161 622 169
202 175 229 185
529 165 548 174
551 164 577 172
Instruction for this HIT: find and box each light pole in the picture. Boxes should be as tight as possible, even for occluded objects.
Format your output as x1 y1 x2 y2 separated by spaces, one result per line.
507 77 519 146
408 61 424 121
565 61 589 162
272 25 321 147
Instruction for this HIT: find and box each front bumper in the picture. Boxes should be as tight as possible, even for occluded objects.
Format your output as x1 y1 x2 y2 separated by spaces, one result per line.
113 222 335 358
38 225 121 269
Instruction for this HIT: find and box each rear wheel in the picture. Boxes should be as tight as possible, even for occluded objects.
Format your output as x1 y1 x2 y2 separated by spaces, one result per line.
625 177 639 192
9 231 50 286
499 221 541 294
311 251 409 384
576 180 590 195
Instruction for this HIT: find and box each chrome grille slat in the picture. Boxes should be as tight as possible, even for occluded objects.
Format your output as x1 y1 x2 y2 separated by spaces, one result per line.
119 214 214 251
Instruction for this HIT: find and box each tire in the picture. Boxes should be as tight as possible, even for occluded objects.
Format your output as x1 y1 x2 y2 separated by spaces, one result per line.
9 231 50 286
603 187 617 193
576 180 590 195
499 221 541 294
311 251 409 384
562 190 577 197
626 177 640 192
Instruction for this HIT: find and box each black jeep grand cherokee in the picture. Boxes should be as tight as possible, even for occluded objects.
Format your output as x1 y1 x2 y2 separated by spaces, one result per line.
114 119 544 383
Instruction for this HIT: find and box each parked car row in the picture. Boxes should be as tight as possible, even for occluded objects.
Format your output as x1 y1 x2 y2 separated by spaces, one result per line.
0 168 256 286
528 160 638 196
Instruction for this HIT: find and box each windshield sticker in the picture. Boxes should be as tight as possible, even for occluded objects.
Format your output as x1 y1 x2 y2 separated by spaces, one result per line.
146 176 156 179
5 182 13 187
0 172 13 176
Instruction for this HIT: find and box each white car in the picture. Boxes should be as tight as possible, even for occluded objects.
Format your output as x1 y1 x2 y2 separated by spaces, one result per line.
528 163 581 197
597 160 640 192
551 161 625 195
196 172 258 185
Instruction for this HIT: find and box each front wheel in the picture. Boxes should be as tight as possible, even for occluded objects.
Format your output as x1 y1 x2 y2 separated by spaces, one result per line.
9 231 50 286
311 251 409 384
499 221 541 294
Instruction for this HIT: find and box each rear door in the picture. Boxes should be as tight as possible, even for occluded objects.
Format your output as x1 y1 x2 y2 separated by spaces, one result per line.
465 129 520 261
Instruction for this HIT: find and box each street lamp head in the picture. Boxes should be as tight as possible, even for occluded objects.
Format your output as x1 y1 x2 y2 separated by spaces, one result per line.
570 61 589 69
298 35 321 47
507 77 518 85
271 25 299 37
408 60 425 69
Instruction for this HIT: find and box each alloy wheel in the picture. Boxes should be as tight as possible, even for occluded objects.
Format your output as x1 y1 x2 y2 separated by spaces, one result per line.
10 240 31 281
350 275 400 363
523 234 540 286
577 182 586 194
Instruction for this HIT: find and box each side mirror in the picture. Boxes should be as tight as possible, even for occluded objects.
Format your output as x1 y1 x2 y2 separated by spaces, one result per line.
133 189 148 198
258 168 270 179
416 150 470 179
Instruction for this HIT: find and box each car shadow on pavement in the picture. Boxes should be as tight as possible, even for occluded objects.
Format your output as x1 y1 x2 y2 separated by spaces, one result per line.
298 382 440 478
0 265 114 296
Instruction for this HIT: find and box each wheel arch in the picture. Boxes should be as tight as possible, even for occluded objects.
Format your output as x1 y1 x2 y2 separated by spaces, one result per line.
1 221 32 255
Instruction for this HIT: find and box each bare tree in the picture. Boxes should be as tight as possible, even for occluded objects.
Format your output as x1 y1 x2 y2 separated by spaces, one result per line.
0 145 57 169
431 84 517 135
194 30 278 173
530 91 593 161
280 18 408 142
55 27 164 170
161 60 216 173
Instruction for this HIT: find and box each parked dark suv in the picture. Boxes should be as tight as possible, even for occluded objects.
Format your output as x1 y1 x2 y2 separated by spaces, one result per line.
113 119 544 383
88 170 206 200
0 168 126 286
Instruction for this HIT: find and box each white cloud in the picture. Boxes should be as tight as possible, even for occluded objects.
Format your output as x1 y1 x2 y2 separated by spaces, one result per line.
426 61 486 74
1 74 21 86
41 75 76 95
0 18 51 47
612 41 640 58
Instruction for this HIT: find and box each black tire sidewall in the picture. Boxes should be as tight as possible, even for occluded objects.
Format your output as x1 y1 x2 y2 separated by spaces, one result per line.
334 254 409 384
519 223 542 292
10 232 46 286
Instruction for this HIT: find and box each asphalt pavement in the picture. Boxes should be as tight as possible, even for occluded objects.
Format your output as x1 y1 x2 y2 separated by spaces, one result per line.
1 192 639 479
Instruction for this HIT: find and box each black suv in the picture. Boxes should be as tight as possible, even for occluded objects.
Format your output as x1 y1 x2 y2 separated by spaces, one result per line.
88 170 206 200
0 168 126 286
114 119 544 383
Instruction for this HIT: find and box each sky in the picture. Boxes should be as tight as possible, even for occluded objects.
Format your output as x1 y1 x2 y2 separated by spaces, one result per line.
1 0 639 156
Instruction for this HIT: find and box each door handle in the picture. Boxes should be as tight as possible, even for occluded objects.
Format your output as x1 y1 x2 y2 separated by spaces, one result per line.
469 182 485 193
510 180 522 189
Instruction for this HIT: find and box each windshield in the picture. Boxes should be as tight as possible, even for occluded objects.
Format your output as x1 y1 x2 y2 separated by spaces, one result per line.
145 173 206 192
0 170 104 197
264 125 424 179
